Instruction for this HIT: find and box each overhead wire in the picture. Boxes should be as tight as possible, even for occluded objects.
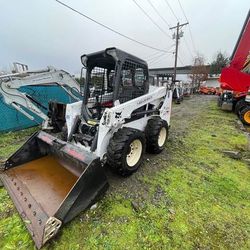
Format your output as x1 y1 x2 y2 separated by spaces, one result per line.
132 0 172 39
148 46 175 63
145 50 163 61
150 51 175 67
145 43 175 61
54 0 170 53
177 55 185 66
137 0 185 67
177 0 188 22
161 0 195 60
149 53 170 65
146 0 171 28
163 0 179 22
183 36 194 58
147 52 168 63
177 0 196 52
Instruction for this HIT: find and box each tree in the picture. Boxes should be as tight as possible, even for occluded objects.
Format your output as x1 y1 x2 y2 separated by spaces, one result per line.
189 54 208 90
210 51 229 75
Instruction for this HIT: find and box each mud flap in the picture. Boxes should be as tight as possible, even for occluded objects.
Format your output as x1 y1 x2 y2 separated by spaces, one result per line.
0 131 109 249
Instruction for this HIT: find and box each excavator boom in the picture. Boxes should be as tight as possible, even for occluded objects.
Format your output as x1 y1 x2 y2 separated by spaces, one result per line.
0 66 82 130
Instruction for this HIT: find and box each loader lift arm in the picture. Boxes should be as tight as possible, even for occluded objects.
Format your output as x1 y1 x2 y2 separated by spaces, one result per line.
0 66 82 128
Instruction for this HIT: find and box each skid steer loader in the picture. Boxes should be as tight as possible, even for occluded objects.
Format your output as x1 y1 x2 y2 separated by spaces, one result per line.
0 48 172 248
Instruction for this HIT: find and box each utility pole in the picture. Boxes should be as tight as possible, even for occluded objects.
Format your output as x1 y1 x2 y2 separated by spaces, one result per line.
170 22 188 83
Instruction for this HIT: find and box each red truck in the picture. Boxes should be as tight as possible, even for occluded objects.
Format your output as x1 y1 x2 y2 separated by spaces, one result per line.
219 10 250 125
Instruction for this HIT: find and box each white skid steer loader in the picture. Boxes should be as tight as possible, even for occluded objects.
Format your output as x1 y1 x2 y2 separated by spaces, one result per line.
0 48 173 248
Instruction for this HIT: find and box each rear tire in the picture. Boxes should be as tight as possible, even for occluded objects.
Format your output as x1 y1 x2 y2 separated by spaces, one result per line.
239 105 250 125
145 118 168 154
234 99 246 115
107 128 146 176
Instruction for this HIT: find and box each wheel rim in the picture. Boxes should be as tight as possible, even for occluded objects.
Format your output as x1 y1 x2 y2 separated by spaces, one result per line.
158 127 167 147
243 110 250 124
126 139 142 167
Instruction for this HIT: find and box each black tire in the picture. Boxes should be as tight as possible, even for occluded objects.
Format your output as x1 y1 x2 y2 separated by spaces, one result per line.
145 118 168 154
239 105 250 126
107 128 146 176
175 98 181 104
234 99 246 115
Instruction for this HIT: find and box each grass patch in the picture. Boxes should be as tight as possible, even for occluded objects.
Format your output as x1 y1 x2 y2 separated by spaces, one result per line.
0 127 38 160
0 102 249 249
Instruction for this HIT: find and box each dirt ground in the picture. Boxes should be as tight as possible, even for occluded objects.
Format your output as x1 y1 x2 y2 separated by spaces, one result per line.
0 94 249 250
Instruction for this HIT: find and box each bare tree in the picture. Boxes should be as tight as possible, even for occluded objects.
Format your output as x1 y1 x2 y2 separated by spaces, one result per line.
189 54 208 91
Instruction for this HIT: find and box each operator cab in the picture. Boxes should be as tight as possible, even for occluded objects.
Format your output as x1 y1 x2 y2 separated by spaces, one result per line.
81 47 149 121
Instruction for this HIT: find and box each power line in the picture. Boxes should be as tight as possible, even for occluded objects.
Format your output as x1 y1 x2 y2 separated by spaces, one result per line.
177 0 188 22
150 52 175 67
132 0 172 39
54 0 169 53
145 51 163 60
178 45 188 66
183 36 194 58
148 45 176 63
148 52 167 63
146 0 170 28
163 0 179 22
161 0 194 61
177 0 196 52
145 44 174 60
177 55 185 66
149 52 171 65
187 26 196 52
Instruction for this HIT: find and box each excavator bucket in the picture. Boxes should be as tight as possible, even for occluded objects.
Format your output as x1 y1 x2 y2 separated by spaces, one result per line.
0 131 109 249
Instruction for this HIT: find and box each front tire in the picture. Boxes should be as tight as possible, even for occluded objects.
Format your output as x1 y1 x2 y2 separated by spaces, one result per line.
234 99 246 115
145 118 169 154
239 106 250 125
107 128 146 176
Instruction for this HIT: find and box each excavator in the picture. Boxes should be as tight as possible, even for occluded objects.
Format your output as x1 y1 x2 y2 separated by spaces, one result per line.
0 48 173 248
0 65 81 131
218 10 250 125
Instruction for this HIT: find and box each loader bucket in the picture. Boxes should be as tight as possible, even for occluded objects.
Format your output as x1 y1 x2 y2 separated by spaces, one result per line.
0 131 109 249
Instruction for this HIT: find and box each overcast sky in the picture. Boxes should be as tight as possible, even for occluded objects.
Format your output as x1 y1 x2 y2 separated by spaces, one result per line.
0 0 249 74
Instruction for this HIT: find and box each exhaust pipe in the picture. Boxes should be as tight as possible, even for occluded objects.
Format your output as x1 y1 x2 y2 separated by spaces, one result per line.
0 131 109 248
